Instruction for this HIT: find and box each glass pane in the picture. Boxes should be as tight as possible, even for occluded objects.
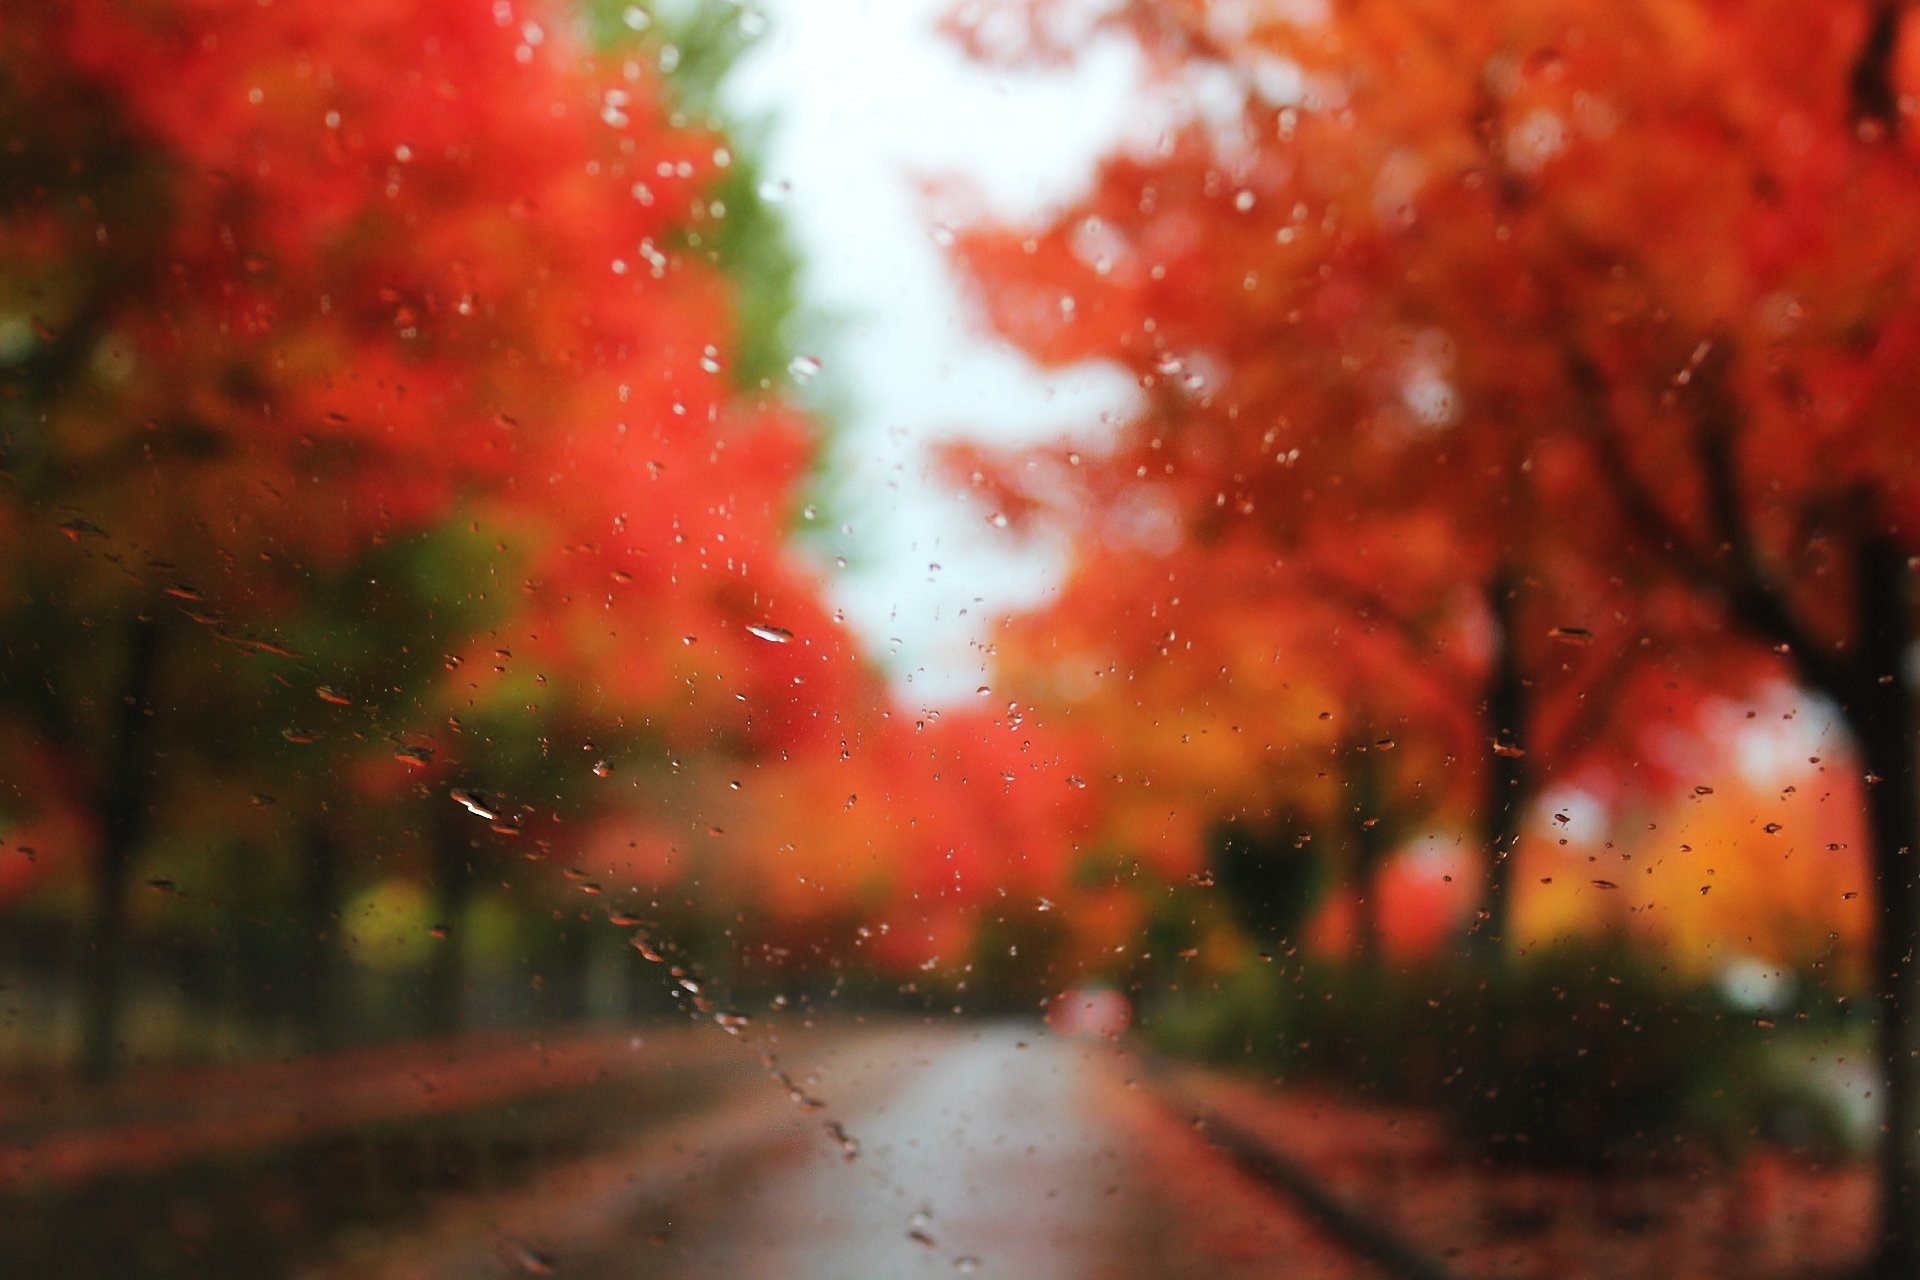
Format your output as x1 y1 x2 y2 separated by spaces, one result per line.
2 2 1909 1277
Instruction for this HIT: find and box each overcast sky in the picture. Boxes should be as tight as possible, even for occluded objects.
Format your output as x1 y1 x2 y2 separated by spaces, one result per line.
722 0 1144 704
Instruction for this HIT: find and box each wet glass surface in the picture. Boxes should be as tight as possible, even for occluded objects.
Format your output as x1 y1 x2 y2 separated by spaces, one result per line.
2 2 1914 1277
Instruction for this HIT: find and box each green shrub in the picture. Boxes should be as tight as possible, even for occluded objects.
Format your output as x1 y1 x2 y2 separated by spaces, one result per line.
1147 938 1860 1167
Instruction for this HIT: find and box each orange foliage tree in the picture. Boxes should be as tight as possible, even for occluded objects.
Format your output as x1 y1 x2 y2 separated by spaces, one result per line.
949 0 1920 1270
0 0 862 1069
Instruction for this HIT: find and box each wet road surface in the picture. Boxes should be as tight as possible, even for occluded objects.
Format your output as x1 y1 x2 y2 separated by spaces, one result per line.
631 1025 1143 1279
323 1021 1348 1280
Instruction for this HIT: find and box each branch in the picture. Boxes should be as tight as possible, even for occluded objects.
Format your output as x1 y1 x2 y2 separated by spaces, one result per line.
1850 0 1905 136
1562 346 1706 561
1296 561 1483 716
1687 353 1851 697
1537 631 1646 766
1562 343 1848 699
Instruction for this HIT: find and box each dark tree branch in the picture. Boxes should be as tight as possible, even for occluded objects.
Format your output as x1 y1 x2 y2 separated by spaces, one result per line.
1686 354 1853 698
1563 343 1849 699
1295 562 1482 704
1562 346 1704 561
1537 632 1643 765
1851 0 1905 136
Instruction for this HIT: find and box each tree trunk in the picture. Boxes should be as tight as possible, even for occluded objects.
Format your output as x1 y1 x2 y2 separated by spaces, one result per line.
78 839 133 1081
422 808 473 1038
78 615 161 1081
297 820 344 1054
1345 742 1391 972
1473 570 1528 969
1851 536 1920 1280
550 922 592 1024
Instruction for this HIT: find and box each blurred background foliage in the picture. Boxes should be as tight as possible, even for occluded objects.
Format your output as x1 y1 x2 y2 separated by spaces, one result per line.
0 6 1908 1262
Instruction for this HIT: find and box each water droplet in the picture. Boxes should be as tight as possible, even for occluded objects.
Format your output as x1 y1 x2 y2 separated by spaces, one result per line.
451 788 499 820
825 1119 860 1160
429 924 451 940
1065 775 1086 789
57 517 106 541
787 354 822 384
953 1257 980 1274
592 759 613 778
715 1010 752 1034
747 624 794 644
504 1237 555 1274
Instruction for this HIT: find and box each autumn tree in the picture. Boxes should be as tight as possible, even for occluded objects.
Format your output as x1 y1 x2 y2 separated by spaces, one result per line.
949 0 1920 1271
0 0 856 1069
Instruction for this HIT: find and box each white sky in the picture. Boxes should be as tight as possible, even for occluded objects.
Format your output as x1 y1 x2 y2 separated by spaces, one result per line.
723 0 1144 703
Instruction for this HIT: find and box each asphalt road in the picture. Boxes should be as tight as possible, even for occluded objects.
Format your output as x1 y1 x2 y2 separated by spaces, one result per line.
327 1020 1334 1280
629 1024 1144 1279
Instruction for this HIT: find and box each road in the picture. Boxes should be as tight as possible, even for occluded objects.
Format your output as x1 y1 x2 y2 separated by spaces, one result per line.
328 1021 1348 1280
632 1025 1144 1279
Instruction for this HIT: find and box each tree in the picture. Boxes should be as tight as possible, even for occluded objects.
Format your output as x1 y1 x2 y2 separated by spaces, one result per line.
0 0 853 1070
949 1 1920 1270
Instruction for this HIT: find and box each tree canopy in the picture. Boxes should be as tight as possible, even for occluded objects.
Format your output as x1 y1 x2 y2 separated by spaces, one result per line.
947 2 1920 1272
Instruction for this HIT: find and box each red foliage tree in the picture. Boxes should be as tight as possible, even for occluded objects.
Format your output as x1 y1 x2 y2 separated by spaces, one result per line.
949 1 1920 1270
0 0 857 1068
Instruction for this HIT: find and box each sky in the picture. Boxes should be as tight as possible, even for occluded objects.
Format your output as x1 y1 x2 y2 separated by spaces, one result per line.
722 0 1144 704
